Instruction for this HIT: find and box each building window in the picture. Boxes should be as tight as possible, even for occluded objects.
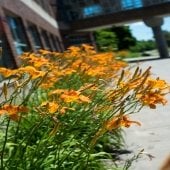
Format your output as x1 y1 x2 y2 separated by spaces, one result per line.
0 34 16 68
65 34 91 46
83 4 103 17
56 37 62 51
7 15 30 55
41 30 52 50
122 0 143 9
50 34 60 51
28 25 42 50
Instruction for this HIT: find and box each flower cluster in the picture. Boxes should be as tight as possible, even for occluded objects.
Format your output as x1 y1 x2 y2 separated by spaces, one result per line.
0 44 169 169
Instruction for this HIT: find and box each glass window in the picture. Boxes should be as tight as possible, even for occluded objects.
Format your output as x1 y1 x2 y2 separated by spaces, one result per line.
0 34 16 68
122 0 143 9
66 34 91 46
83 4 103 17
29 25 42 50
7 15 30 55
56 37 62 52
50 34 60 51
41 30 52 50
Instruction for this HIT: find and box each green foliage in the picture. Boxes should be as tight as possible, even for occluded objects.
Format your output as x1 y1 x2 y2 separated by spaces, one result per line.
130 40 156 52
94 26 137 52
94 29 117 51
0 45 168 169
111 26 137 50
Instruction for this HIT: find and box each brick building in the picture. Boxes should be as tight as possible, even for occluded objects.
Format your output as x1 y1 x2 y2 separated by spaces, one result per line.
0 0 169 68
0 0 64 68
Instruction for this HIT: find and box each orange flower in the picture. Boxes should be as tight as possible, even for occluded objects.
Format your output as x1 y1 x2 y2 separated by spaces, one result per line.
60 90 80 103
105 115 141 131
52 51 62 57
0 104 28 121
146 78 169 90
41 101 59 114
79 83 98 92
40 74 59 89
79 95 91 103
86 67 105 77
21 53 50 68
0 67 16 77
137 92 167 109
38 49 51 55
33 57 50 68
81 44 96 54
49 89 66 96
61 68 76 75
71 59 83 69
66 46 81 57
90 115 140 147
19 66 46 79
50 89 91 103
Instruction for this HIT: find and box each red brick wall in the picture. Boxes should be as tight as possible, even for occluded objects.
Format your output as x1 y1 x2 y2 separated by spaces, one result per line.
0 0 64 67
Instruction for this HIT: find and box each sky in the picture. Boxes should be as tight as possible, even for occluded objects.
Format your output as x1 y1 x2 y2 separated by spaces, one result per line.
128 16 170 40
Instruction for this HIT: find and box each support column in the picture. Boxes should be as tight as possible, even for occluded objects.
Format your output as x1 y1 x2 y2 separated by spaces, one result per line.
144 17 169 58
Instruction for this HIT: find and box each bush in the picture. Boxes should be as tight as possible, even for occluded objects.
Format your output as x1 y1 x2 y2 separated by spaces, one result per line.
95 29 117 52
130 40 156 53
0 44 169 169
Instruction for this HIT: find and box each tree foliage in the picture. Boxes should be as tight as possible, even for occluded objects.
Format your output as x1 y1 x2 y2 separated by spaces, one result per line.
94 26 137 52
94 29 117 52
130 40 156 52
111 26 137 50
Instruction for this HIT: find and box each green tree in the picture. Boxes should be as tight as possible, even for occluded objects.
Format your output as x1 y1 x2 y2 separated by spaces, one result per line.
111 26 137 50
130 40 156 52
94 29 117 52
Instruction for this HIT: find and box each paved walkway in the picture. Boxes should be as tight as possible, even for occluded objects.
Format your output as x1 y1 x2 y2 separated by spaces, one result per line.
123 58 170 170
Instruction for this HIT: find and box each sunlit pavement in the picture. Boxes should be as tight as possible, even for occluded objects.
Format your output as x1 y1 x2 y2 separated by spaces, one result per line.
123 58 170 170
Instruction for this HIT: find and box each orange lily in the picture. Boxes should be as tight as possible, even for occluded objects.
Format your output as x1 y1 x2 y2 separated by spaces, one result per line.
0 104 28 121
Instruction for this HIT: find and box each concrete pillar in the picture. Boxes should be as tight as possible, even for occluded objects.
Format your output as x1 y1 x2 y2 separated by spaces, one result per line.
144 17 169 58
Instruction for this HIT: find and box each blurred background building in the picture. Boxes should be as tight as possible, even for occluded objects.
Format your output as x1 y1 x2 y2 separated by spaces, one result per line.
58 0 170 58
0 0 170 68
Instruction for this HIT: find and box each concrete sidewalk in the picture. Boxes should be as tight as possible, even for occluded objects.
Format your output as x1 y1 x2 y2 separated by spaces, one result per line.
123 58 170 170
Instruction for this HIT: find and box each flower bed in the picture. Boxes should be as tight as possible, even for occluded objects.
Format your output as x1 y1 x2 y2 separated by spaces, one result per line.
0 44 169 169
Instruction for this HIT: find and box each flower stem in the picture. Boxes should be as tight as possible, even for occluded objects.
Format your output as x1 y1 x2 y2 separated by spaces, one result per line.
1 119 10 169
